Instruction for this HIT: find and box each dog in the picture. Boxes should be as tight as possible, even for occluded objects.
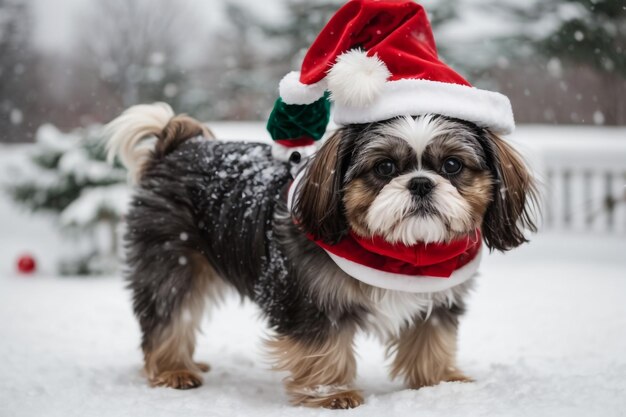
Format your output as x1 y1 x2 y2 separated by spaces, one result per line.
105 102 537 408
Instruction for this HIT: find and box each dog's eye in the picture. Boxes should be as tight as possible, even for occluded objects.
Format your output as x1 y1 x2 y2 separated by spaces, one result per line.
442 157 463 175
374 160 397 177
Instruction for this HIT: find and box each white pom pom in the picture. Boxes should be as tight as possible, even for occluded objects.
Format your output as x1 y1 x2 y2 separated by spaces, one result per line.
327 49 391 108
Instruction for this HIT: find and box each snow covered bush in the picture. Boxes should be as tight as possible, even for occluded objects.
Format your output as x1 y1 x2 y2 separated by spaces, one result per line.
4 124 129 275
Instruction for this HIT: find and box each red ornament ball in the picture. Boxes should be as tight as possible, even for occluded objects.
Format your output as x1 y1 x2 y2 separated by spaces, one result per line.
17 254 37 274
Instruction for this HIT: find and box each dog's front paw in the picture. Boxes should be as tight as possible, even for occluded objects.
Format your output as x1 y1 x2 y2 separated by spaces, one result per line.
320 391 364 409
293 389 364 409
151 370 203 389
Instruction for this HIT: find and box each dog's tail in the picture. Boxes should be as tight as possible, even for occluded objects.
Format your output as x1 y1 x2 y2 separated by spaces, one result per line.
104 102 213 184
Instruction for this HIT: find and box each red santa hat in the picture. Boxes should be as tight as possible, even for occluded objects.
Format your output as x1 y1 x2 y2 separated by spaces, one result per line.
268 0 515 160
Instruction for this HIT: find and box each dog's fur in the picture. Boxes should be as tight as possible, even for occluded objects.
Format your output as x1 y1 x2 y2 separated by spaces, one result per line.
105 103 537 408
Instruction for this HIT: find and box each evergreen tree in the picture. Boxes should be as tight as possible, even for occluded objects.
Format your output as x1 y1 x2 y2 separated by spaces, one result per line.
500 0 625 76
5 125 128 275
503 0 626 124
536 0 624 78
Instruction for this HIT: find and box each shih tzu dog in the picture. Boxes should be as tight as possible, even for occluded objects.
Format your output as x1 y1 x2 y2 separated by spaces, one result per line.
105 0 538 409
105 105 537 408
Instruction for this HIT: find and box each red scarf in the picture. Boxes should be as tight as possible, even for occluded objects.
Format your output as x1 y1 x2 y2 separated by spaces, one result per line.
310 230 482 279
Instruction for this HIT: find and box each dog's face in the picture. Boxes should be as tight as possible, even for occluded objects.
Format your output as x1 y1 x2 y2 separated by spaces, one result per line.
294 114 537 251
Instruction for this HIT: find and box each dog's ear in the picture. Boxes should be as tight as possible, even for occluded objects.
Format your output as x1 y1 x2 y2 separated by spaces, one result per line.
293 129 355 244
480 131 539 252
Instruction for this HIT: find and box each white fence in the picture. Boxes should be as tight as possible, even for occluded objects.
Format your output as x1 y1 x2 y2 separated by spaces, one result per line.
514 126 626 234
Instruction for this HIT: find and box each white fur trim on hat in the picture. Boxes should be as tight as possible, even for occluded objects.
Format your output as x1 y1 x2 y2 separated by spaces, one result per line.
333 78 515 134
327 49 391 108
279 71 327 105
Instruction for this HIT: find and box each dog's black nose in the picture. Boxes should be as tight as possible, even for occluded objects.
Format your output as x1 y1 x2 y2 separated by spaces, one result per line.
408 177 434 197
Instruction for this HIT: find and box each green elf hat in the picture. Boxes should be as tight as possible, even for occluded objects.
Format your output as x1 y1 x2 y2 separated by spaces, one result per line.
266 90 331 163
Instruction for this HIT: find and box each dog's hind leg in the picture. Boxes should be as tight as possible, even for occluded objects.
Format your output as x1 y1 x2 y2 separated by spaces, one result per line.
125 191 225 389
132 249 223 389
138 252 224 389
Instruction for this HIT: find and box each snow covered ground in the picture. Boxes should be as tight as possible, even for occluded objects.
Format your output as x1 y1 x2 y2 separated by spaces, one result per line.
1 132 626 417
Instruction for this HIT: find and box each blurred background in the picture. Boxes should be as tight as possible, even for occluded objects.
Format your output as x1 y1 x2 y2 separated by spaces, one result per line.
0 0 625 275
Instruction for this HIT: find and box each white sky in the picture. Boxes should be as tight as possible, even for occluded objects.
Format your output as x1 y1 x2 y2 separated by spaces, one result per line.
31 0 84 51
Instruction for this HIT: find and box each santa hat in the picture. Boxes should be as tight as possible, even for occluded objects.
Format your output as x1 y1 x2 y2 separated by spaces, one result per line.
268 0 515 161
